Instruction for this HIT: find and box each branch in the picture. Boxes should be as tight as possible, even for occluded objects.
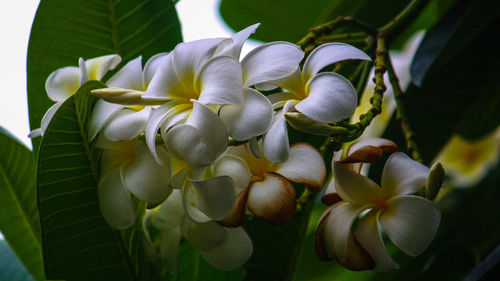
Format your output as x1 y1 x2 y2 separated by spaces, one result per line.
378 0 430 40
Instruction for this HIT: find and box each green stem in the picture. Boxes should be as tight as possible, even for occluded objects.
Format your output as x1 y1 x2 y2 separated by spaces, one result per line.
378 0 429 40
385 54 423 162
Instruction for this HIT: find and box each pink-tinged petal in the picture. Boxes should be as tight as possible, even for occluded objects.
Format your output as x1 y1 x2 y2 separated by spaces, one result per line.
216 23 260 59
302 43 371 81
188 175 237 221
45 66 80 102
181 217 228 251
98 167 135 229
124 143 171 203
213 154 251 194
151 190 184 229
103 107 150 141
354 211 399 271
184 101 228 165
247 172 296 223
159 228 182 274
219 88 273 141
314 205 335 261
297 72 357 123
143 52 169 87
274 143 326 190
262 100 297 163
323 202 373 270
88 99 124 141
201 227 253 271
333 161 382 204
321 177 342 206
241 42 304 87
107 56 143 90
145 101 185 164
218 185 249 227
379 195 441 256
84 54 121 81
381 152 429 196
196 56 244 105
342 138 398 164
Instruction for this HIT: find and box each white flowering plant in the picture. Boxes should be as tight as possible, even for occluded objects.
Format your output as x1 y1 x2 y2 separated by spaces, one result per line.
0 0 499 281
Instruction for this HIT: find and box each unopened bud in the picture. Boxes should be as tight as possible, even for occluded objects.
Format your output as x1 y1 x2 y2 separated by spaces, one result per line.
284 112 347 136
426 162 445 200
91 87 145 105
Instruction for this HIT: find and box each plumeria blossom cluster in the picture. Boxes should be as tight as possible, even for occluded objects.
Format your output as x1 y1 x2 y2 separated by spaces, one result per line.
33 23 443 273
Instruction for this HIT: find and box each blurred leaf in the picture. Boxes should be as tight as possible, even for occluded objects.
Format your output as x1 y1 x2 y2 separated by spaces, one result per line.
27 0 182 152
0 128 44 280
37 81 137 281
162 242 245 281
382 0 500 164
0 240 35 281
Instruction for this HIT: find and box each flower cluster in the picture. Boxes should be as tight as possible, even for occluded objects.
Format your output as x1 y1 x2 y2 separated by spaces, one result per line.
34 24 442 273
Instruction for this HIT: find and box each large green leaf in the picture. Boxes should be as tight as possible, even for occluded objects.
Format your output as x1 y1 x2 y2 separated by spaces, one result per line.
27 0 182 152
37 81 136 281
0 128 44 281
0 240 35 281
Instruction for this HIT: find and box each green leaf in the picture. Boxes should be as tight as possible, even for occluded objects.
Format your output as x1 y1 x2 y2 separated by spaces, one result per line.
27 0 183 152
382 0 500 164
0 127 45 281
37 81 136 281
0 240 35 281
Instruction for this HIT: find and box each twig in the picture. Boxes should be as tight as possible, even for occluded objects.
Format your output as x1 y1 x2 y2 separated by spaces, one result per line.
378 0 430 40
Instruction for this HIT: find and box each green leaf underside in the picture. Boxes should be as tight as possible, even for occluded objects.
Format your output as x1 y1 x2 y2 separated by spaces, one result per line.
37 81 136 281
0 128 44 280
27 0 182 152
0 240 35 281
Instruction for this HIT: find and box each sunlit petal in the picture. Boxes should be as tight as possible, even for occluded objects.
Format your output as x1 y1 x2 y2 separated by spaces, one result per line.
45 66 80 102
196 56 243 105
379 195 440 256
262 100 296 163
143 52 169 87
103 107 150 141
40 102 64 135
201 227 253 271
85 54 121 81
88 99 124 141
106 56 143 90
216 23 260 59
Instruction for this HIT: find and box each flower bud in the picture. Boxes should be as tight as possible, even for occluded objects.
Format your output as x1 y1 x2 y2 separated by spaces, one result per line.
284 112 347 136
91 87 159 105
426 162 445 200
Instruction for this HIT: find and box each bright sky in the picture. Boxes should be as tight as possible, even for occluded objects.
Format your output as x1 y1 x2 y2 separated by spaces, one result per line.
0 0 258 150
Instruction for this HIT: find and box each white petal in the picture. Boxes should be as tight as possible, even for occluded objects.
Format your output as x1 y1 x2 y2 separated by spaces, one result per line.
302 43 371 81
196 56 244 105
323 202 367 263
124 143 171 203
166 124 211 167
159 228 182 274
79 58 88 84
241 42 304 87
45 66 81 102
182 181 211 223
98 167 135 229
379 195 441 256
219 88 273 141
40 102 64 135
261 100 296 163
212 154 251 194
88 99 124 141
247 172 296 222
248 137 262 158
333 161 382 204
189 175 237 221
143 52 169 87
144 54 189 101
85 54 121 81
103 107 150 141
181 218 228 251
274 143 326 190
381 152 429 196
107 56 143 90
354 211 399 271
296 72 357 123
321 177 342 206
184 101 228 165
145 101 184 163
201 227 253 271
267 67 305 98
218 186 249 227
151 189 184 229
216 23 260 59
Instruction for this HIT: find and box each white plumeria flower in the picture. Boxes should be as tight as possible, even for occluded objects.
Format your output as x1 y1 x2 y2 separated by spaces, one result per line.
316 149 441 272
97 137 171 229
214 142 326 226
29 54 121 137
151 190 253 272
260 43 371 163
88 54 167 142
